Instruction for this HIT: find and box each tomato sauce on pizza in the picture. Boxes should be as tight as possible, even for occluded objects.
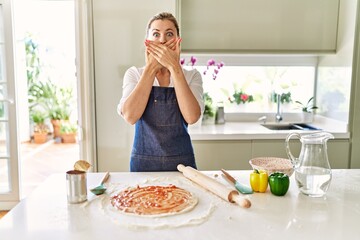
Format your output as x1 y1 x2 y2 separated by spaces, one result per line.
110 185 198 216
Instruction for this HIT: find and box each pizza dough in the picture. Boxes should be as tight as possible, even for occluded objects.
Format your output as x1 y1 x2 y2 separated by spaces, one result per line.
82 176 218 229
110 185 198 217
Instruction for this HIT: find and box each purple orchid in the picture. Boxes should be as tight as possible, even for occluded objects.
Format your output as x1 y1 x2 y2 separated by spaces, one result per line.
182 56 224 81
217 62 224 69
180 58 185 65
207 59 216 66
190 56 197 66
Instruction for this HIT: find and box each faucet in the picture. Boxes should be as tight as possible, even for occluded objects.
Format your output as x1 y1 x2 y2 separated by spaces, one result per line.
258 115 267 124
275 94 283 122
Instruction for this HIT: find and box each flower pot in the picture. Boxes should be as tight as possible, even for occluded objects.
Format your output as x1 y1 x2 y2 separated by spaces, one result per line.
33 132 48 144
226 103 252 113
302 112 314 123
61 133 77 143
202 114 215 125
51 119 62 138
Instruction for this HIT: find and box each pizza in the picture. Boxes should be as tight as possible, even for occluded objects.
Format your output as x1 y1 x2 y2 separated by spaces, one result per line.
110 185 198 217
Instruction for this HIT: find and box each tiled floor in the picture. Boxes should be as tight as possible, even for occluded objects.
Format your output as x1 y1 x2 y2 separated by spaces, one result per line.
0 140 78 217
20 140 80 198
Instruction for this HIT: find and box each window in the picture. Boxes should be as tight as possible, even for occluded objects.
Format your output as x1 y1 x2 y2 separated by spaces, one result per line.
181 55 317 113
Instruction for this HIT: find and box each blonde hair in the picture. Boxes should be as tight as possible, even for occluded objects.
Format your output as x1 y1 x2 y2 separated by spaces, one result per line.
146 12 180 37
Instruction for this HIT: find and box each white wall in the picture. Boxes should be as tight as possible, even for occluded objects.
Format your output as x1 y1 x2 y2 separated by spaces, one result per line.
92 0 176 171
316 0 358 122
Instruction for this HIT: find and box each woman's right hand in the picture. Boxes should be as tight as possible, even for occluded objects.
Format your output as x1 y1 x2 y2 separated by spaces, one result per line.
164 38 177 51
144 38 177 71
145 40 163 72
145 38 181 72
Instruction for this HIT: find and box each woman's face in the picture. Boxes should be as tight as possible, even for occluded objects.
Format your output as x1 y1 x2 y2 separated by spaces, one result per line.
147 19 177 43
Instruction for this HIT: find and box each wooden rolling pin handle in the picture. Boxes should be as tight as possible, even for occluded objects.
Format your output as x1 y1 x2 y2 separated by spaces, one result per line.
178 164 251 209
101 172 110 185
231 192 251 208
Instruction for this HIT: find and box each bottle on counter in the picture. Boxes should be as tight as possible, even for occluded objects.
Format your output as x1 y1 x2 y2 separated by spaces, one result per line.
215 101 225 125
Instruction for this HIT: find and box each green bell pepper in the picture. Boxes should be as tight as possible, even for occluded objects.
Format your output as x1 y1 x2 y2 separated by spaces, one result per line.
268 172 290 196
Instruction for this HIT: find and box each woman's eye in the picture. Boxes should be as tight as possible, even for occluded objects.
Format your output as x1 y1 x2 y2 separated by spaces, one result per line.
153 32 160 37
166 32 174 37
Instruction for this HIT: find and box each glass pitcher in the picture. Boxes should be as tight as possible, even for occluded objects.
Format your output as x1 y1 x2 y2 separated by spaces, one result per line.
285 131 334 197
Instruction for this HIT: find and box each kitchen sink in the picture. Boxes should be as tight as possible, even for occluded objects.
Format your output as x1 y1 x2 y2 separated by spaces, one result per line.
261 123 321 131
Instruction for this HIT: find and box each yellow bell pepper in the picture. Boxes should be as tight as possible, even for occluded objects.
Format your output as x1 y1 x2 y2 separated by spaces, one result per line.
250 169 268 193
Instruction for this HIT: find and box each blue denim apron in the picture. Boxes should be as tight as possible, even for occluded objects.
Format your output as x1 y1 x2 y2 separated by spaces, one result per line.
130 86 196 172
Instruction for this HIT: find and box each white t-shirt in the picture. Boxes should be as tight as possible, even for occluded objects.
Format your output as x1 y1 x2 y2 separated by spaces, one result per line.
117 66 204 117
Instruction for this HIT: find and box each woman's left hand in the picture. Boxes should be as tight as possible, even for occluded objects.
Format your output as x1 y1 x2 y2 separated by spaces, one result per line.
145 38 182 70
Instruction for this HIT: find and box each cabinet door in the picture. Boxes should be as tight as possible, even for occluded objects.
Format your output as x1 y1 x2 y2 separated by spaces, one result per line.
252 140 300 159
327 140 350 169
252 140 350 169
192 140 252 170
180 0 339 53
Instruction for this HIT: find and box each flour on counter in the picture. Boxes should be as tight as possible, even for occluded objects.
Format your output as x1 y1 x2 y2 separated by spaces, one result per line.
82 176 219 230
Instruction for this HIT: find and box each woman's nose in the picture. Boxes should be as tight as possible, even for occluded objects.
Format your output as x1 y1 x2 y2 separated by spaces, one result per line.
159 35 167 44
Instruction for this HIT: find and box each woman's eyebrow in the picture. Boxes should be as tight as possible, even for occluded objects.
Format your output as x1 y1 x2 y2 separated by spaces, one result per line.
151 28 174 32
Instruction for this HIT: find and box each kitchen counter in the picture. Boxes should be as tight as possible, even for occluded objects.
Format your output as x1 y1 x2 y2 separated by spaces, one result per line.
189 115 349 140
0 170 359 240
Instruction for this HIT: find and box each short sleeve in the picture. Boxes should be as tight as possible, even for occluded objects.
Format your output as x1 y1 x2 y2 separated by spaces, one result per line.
186 69 205 115
117 66 141 116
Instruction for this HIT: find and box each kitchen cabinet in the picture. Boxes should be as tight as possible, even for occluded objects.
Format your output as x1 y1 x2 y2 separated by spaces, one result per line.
252 139 350 169
193 140 252 170
193 139 350 170
327 140 350 168
180 0 339 53
252 140 300 159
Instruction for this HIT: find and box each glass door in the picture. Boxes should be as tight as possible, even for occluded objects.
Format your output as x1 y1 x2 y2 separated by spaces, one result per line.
0 0 20 208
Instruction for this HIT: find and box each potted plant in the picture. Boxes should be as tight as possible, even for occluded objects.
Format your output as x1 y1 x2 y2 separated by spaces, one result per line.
225 88 255 112
270 91 292 112
49 106 71 140
271 91 292 104
60 121 77 143
229 89 254 105
31 110 49 144
29 81 74 139
295 97 318 122
202 93 216 124
180 56 224 124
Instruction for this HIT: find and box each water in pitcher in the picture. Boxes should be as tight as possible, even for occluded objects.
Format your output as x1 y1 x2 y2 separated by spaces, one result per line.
295 166 332 197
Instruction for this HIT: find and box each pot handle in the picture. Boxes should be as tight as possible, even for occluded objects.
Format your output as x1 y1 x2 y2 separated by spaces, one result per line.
285 132 301 168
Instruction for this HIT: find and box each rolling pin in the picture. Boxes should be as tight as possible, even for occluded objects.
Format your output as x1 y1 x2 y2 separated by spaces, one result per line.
177 164 251 208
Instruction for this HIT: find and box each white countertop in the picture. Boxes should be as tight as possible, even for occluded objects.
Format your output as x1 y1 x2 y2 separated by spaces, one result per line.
189 115 349 140
1 170 359 240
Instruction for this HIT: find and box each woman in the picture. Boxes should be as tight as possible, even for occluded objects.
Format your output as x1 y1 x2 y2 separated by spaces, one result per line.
117 12 204 172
